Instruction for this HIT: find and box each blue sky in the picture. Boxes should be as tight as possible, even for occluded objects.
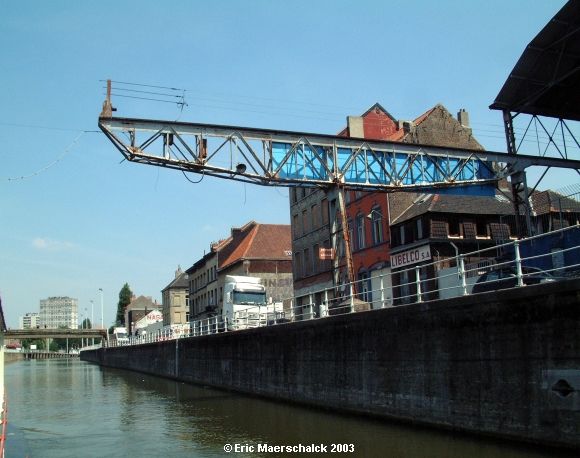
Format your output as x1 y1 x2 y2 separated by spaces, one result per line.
1 0 575 327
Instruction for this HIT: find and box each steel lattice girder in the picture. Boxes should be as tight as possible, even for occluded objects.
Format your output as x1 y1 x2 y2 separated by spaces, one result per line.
98 116 580 193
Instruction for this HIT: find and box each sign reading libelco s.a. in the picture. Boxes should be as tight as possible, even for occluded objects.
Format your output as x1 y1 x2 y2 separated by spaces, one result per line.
391 245 431 269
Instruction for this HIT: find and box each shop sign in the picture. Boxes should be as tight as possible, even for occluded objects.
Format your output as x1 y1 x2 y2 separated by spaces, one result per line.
391 245 431 269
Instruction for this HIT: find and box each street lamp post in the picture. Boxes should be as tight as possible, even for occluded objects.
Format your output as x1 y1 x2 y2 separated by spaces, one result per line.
99 288 104 330
90 300 94 345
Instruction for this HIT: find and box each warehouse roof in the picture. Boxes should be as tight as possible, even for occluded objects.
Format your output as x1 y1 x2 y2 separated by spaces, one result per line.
490 0 580 121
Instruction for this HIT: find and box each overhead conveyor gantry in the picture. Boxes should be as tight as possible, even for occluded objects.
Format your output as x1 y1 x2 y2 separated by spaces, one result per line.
98 114 580 194
98 68 580 291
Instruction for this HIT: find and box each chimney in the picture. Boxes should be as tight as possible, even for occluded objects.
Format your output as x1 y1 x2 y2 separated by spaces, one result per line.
175 265 183 279
397 120 414 133
347 116 364 138
457 108 470 128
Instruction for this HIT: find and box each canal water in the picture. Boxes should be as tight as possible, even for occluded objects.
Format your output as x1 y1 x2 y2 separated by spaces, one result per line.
4 359 574 457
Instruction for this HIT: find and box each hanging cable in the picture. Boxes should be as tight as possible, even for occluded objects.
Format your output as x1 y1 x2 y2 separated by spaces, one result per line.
4 132 85 182
181 170 204 184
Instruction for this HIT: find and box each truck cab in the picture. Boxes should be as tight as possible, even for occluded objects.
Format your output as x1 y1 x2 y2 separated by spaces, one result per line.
112 326 129 346
222 275 268 330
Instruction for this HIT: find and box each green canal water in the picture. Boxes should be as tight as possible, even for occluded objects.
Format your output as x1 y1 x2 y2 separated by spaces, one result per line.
4 359 574 457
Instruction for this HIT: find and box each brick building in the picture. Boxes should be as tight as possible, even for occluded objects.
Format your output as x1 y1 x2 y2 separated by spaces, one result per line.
186 247 219 320
344 104 488 305
187 221 293 321
289 102 506 308
161 266 190 326
124 295 159 335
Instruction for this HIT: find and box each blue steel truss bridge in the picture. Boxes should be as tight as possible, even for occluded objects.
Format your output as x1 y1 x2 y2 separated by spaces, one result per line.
98 114 579 195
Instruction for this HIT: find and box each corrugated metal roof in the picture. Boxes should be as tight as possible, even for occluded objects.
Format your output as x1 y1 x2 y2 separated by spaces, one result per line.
490 0 580 121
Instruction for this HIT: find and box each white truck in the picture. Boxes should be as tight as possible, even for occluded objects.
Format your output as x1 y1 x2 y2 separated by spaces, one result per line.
222 275 284 330
112 326 129 346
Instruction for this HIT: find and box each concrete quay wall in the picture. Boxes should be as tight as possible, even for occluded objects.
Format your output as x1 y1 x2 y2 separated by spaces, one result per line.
82 279 580 449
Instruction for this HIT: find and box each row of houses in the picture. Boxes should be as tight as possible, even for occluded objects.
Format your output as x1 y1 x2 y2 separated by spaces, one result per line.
161 221 294 327
158 103 580 327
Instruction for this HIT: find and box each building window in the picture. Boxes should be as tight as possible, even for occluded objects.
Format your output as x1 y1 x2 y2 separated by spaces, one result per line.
399 226 405 245
293 214 300 238
448 217 460 237
304 248 310 276
358 270 371 303
311 203 319 230
417 218 423 239
356 214 365 250
321 199 329 225
404 223 414 244
302 209 309 234
371 207 383 245
294 252 302 279
476 218 488 237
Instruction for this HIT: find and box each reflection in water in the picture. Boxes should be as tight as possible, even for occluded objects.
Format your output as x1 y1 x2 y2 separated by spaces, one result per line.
4 360 574 458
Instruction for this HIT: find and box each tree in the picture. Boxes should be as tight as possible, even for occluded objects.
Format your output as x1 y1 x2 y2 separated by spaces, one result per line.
22 338 46 350
80 318 92 329
116 283 133 326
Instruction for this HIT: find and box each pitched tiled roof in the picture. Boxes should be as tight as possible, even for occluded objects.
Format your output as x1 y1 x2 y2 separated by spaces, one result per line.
360 102 398 122
218 222 291 270
161 271 189 292
126 295 158 311
530 189 580 215
391 192 514 224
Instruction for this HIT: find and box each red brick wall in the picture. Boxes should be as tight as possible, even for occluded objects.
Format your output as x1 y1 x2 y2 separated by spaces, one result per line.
362 107 399 140
344 192 391 276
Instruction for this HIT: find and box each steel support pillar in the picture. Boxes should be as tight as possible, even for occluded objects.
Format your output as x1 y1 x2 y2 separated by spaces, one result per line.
503 110 532 237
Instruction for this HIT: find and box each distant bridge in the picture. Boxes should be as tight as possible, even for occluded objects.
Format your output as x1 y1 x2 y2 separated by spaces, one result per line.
5 328 107 340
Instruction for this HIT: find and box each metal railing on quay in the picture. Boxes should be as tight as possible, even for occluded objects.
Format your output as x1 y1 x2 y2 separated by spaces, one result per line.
102 225 580 348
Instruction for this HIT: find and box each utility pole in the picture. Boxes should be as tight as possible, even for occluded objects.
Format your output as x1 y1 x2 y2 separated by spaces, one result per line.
337 186 356 295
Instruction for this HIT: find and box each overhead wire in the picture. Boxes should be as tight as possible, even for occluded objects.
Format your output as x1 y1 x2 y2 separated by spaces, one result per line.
0 121 100 133
99 79 184 92
101 79 579 153
104 86 184 99
109 93 187 106
4 131 85 182
8 78 565 186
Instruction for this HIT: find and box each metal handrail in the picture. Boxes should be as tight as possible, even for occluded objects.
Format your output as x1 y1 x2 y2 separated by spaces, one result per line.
102 225 579 348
